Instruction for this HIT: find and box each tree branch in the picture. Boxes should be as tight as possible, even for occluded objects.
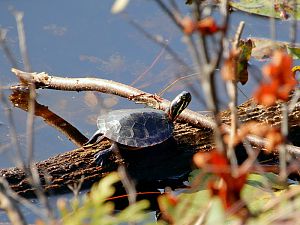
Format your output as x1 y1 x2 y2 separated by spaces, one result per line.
11 68 300 157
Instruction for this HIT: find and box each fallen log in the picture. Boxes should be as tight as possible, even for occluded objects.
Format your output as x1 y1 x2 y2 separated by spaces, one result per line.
1 97 299 198
0 121 211 198
0 69 299 198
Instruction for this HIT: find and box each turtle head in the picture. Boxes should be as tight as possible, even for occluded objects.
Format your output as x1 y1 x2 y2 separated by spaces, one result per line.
167 91 191 121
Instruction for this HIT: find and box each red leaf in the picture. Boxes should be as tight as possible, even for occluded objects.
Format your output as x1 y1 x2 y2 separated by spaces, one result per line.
254 50 297 106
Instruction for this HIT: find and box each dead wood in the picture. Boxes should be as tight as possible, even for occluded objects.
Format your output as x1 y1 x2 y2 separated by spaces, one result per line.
10 69 300 155
0 69 299 198
1 96 299 197
0 122 211 198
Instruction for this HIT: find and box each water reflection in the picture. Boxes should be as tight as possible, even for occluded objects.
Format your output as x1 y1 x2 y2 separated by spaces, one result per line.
9 88 88 146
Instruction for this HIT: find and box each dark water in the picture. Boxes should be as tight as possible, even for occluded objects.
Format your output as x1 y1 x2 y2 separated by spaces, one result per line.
0 1 299 223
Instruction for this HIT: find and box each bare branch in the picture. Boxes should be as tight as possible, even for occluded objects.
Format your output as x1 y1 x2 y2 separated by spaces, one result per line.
9 89 87 146
227 21 245 175
0 29 19 69
13 10 31 72
11 69 300 157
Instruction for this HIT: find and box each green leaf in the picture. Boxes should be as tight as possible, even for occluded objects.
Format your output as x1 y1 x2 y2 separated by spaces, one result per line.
89 172 120 204
188 169 217 191
206 198 226 225
230 0 300 20
59 172 152 225
158 190 212 225
287 46 300 59
117 199 150 222
237 39 255 85
247 173 289 190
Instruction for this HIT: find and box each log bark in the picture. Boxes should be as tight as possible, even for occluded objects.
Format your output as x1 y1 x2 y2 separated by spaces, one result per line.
10 69 300 155
0 121 212 198
1 69 299 198
1 95 299 198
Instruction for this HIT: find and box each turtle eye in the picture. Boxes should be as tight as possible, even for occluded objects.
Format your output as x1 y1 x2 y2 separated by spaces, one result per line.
169 91 191 121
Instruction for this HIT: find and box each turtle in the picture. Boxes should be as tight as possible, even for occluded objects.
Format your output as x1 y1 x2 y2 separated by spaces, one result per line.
85 91 191 166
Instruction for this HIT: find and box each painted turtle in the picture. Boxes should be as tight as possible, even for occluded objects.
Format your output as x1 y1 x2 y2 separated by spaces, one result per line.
85 91 191 165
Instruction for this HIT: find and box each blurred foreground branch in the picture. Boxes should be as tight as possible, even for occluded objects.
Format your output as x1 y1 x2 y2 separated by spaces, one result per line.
0 178 26 225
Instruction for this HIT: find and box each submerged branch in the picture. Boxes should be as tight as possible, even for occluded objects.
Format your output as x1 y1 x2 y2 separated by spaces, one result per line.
9 89 87 147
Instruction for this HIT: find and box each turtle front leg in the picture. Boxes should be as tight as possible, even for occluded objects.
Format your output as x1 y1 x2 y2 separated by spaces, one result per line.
94 142 119 167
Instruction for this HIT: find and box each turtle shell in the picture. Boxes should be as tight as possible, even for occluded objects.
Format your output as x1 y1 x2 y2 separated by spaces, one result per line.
96 108 174 148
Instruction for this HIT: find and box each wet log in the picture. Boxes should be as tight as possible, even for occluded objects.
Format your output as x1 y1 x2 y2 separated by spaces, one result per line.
0 94 299 198
1 69 299 198
0 121 211 198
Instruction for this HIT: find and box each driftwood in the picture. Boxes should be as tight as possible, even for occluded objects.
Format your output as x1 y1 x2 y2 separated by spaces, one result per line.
0 69 299 198
1 96 299 198
0 122 211 198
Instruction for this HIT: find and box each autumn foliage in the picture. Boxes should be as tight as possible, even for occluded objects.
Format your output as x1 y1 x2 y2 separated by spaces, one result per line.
221 39 254 85
181 16 223 35
223 121 284 152
253 50 297 107
193 150 248 210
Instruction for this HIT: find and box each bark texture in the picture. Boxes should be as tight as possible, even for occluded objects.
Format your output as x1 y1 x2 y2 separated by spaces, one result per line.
1 95 299 198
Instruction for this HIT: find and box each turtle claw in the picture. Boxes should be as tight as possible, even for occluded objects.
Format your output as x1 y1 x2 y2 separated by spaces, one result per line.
94 148 113 167
94 142 119 167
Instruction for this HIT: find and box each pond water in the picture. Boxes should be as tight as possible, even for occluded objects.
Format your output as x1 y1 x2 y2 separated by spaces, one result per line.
0 0 299 223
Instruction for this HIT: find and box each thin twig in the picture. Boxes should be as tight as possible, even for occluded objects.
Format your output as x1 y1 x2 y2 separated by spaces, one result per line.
0 87 25 168
14 9 35 165
124 14 205 105
154 0 183 30
227 21 245 176
13 11 55 223
130 46 165 87
158 72 200 95
0 29 19 69
233 21 245 48
126 17 190 71
2 178 50 221
193 1 209 65
289 0 297 46
68 176 85 199
279 103 289 181
288 89 300 113
9 89 88 146
118 165 137 205
13 11 31 72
